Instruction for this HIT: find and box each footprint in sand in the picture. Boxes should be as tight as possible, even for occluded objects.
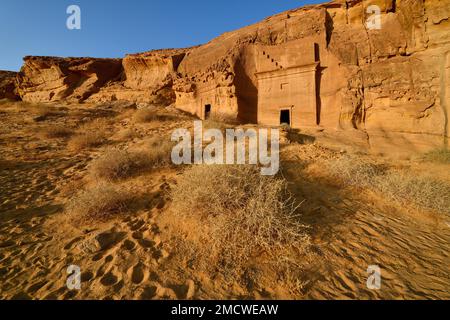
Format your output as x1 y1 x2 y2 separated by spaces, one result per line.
169 280 196 300
140 286 158 300
121 239 136 251
127 263 148 285
100 268 120 287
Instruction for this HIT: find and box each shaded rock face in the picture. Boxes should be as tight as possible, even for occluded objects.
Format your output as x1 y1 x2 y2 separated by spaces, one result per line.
17 56 123 103
0 71 19 100
11 0 450 153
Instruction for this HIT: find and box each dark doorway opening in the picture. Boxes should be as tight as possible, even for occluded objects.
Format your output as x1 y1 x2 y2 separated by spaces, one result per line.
204 104 211 119
280 109 291 126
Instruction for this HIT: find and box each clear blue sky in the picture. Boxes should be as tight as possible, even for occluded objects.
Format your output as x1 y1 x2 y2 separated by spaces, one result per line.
0 0 323 71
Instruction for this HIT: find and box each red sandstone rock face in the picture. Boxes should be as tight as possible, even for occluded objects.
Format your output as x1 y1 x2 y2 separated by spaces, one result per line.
17 56 123 103
0 71 19 100
173 0 450 153
9 0 450 153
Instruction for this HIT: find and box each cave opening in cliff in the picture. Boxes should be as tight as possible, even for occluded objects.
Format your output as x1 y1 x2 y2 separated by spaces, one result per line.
280 109 291 126
204 104 211 119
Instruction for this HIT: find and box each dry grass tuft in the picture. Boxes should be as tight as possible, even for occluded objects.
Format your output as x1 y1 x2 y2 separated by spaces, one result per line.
68 131 107 151
66 183 133 224
40 125 74 139
323 155 450 214
422 148 450 164
203 113 239 132
376 171 450 214
90 149 150 181
68 119 109 151
133 108 176 123
144 136 176 168
167 165 310 279
323 155 386 188
90 139 175 180
115 128 139 141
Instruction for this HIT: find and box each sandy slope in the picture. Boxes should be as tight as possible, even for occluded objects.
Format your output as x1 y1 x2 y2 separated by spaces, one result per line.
0 102 448 300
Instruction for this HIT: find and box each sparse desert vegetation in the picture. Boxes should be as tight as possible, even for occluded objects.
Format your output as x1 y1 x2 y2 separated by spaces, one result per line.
66 182 133 224
133 107 176 124
68 131 107 151
40 125 74 139
322 155 450 215
67 119 111 151
0 99 449 300
90 149 151 181
202 113 239 132
166 165 310 280
422 148 450 164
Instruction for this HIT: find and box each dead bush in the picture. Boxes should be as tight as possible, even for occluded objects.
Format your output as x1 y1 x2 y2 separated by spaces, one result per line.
40 125 74 139
67 119 109 151
422 148 450 164
203 113 239 132
90 138 175 180
144 136 176 168
323 155 386 188
376 171 450 215
90 149 151 181
323 155 450 214
66 182 133 224
167 165 310 278
133 108 176 123
115 128 139 141
68 131 106 151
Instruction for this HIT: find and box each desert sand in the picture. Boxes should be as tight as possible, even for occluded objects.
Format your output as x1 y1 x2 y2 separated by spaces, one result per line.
0 100 448 300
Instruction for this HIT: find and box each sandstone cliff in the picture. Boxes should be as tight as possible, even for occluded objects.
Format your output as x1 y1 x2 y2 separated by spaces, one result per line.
172 0 450 153
87 48 190 105
8 0 450 154
17 56 123 103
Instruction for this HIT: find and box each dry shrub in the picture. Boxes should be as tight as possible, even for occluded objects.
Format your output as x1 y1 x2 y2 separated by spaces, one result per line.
422 148 450 164
133 108 176 123
323 155 450 214
144 136 176 168
203 113 239 132
68 131 106 151
323 155 386 188
90 149 151 181
115 128 139 141
40 125 74 139
68 119 109 151
66 182 132 224
167 165 310 279
376 171 450 215
90 139 175 180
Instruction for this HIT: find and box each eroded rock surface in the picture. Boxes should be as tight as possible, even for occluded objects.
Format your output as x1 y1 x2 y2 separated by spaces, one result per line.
17 56 123 103
88 48 190 105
